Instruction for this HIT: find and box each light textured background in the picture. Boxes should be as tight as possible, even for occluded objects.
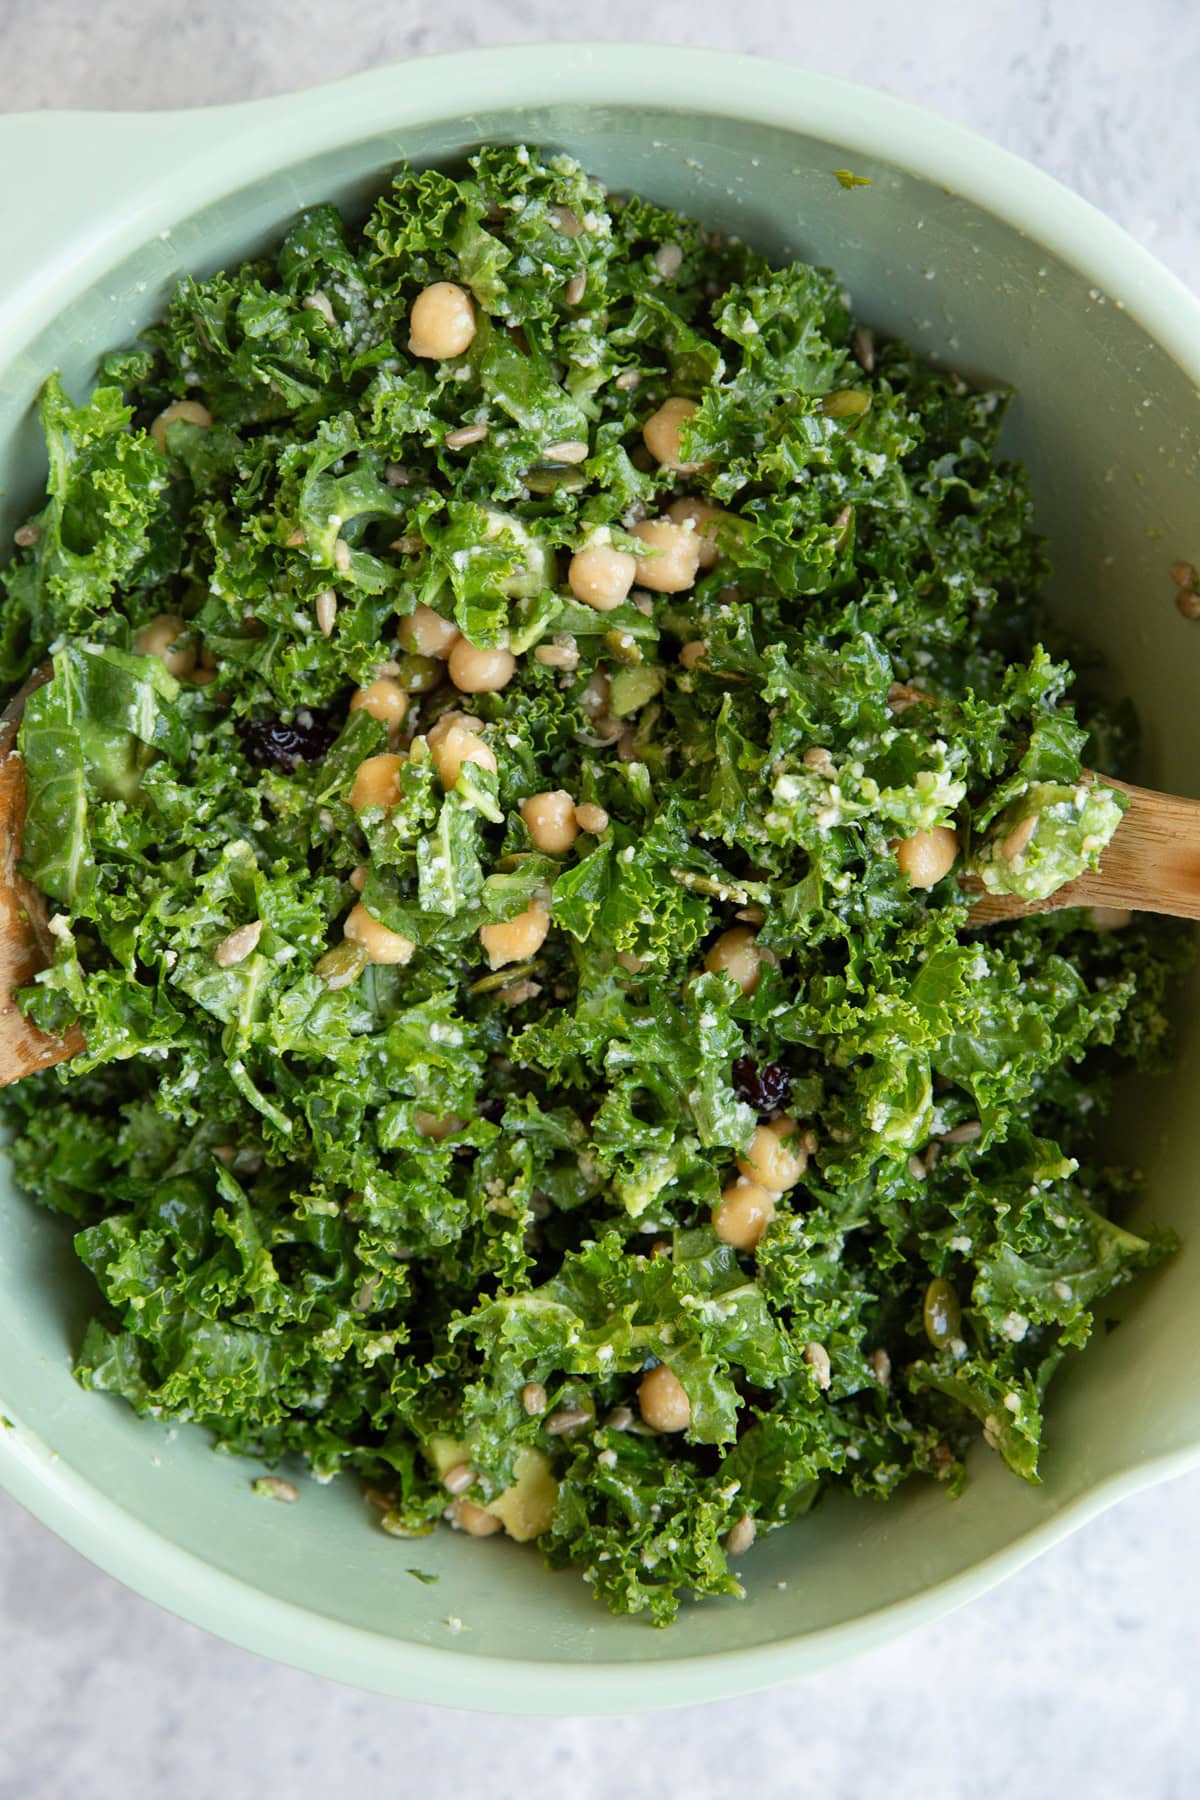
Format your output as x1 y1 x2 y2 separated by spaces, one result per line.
2 2 1199 1796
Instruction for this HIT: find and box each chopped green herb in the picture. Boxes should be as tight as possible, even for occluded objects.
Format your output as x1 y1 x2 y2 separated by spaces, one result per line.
833 169 873 190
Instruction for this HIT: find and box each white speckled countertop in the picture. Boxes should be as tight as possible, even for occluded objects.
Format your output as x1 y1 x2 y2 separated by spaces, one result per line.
2 2 1199 1793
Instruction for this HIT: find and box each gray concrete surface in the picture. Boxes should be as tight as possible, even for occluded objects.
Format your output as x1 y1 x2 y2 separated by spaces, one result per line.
2 2 1199 1795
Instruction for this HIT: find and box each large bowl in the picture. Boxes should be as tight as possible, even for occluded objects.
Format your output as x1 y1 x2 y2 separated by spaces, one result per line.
2 45 1199 1713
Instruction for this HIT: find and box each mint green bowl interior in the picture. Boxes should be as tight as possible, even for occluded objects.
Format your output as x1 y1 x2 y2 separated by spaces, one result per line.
2 45 1200 1713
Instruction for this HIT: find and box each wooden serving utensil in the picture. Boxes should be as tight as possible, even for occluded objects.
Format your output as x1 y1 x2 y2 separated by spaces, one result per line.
963 775 1200 925
0 672 84 1087
0 713 1198 1088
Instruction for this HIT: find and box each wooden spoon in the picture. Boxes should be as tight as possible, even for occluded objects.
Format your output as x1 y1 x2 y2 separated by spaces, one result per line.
0 672 84 1087
964 775 1200 924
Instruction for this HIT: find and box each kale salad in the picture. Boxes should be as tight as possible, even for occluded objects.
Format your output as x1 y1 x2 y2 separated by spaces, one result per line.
0 148 1188 1625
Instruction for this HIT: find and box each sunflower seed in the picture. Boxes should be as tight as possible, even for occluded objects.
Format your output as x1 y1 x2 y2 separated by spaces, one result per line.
214 920 262 968
543 1405 592 1436
805 1341 832 1389
441 1463 476 1495
940 1119 983 1145
544 439 589 464
444 423 488 449
851 326 876 373
253 1476 299 1503
315 589 338 637
534 636 580 670
725 1513 756 1555
302 289 336 325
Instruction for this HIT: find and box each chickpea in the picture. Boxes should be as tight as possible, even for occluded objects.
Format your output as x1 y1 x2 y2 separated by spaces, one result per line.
736 1117 809 1192
343 901 415 966
448 638 516 695
895 825 960 890
522 790 578 855
630 518 702 594
568 543 637 611
712 1179 775 1252
642 396 704 473
638 1363 691 1433
431 723 497 789
704 925 766 996
679 639 708 671
349 677 409 734
399 604 461 660
407 281 476 360
574 802 609 835
150 399 212 453
450 1498 503 1537
1089 906 1132 931
349 752 406 813
188 644 220 687
665 497 723 570
479 899 550 970
134 613 195 679
427 708 484 744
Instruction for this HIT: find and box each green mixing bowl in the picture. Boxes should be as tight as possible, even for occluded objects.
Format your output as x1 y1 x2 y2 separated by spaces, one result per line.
2 45 1199 1713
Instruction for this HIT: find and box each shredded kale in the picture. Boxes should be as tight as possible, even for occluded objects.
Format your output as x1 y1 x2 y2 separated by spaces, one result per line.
0 147 1187 1626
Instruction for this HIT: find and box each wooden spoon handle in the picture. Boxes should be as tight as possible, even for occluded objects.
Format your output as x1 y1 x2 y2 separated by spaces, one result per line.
0 672 84 1085
966 775 1200 925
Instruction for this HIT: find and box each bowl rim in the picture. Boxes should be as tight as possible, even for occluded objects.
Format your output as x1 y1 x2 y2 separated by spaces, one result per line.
3 41 1200 1712
3 1396 1194 1711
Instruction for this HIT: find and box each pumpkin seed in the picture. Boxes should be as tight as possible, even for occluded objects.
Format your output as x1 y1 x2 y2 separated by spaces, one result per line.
923 1277 961 1348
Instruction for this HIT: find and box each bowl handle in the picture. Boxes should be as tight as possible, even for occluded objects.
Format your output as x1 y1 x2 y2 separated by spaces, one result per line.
0 110 241 342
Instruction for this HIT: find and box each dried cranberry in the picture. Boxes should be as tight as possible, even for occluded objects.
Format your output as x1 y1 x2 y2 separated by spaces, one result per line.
684 1441 724 1477
732 1056 792 1118
237 707 339 771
